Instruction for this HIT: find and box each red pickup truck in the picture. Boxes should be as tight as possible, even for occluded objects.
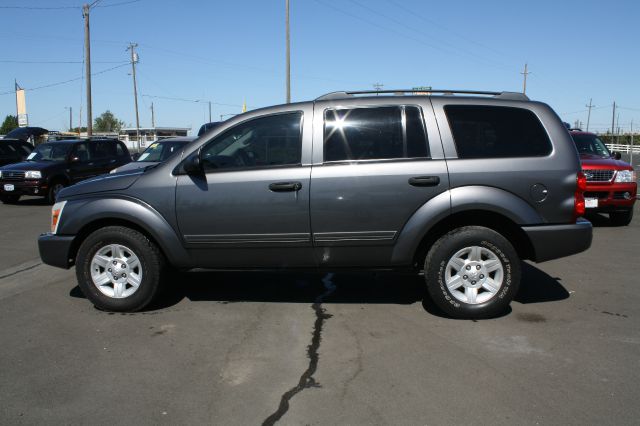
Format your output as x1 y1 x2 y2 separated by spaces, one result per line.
570 131 637 225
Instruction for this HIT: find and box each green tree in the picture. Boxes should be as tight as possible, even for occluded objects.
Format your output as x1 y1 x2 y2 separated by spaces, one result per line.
0 115 18 135
94 110 125 132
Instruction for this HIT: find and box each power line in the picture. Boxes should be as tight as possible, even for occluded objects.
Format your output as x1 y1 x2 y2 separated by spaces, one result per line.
0 63 128 96
140 94 246 109
0 60 127 64
0 5 78 10
95 0 142 8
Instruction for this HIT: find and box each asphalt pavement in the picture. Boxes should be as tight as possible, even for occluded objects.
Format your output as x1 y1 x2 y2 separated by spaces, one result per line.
0 197 638 425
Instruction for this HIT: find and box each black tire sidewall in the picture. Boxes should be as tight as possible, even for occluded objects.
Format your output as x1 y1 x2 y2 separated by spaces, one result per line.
425 227 521 319
47 182 65 205
610 209 633 226
76 227 162 312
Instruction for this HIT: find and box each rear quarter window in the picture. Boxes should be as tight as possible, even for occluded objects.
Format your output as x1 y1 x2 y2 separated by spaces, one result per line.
445 105 552 159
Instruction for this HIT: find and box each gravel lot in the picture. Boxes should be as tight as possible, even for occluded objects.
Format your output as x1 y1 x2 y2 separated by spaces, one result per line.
0 197 638 425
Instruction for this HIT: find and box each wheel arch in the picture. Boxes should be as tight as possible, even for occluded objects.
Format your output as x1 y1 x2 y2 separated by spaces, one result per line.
391 186 541 267
60 196 192 269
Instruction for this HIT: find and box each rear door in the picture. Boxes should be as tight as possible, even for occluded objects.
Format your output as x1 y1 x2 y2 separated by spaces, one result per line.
309 101 450 267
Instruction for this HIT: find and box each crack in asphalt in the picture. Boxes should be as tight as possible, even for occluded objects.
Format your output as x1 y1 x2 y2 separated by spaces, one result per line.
261 273 336 426
0 262 42 280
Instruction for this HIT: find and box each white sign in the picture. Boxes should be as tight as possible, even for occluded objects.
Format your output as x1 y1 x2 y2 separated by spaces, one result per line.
18 114 28 127
585 198 598 208
4 184 15 192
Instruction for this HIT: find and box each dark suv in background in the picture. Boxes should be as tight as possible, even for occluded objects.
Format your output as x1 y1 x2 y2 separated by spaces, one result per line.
39 90 592 318
0 138 130 204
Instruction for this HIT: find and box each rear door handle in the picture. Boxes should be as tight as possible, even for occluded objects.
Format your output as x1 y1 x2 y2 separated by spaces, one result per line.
408 176 440 187
269 181 302 192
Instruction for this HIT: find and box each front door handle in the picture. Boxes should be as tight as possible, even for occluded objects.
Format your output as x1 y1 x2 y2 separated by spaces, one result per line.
408 176 440 187
269 181 302 192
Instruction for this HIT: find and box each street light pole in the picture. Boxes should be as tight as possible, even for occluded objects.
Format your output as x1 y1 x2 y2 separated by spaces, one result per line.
127 42 141 151
83 4 93 136
285 0 290 103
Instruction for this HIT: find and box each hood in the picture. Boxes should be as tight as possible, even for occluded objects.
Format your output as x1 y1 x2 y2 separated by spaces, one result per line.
110 161 159 174
58 170 144 200
5 127 48 141
580 154 632 169
0 160 58 171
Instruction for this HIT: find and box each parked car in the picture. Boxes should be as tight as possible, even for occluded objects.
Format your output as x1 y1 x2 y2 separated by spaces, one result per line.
570 130 636 225
197 121 222 137
0 138 34 166
39 89 592 318
110 137 196 173
0 138 130 204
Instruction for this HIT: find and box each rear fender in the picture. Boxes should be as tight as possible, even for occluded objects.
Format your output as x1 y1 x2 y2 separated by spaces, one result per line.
391 186 543 265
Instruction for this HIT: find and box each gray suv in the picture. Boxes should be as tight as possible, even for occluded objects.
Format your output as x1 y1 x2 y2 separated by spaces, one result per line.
38 89 592 318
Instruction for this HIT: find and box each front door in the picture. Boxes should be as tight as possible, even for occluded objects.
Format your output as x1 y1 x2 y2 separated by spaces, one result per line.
175 110 315 268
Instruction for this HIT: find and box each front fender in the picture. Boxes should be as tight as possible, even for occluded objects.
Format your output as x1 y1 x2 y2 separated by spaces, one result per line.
391 186 543 265
58 195 192 268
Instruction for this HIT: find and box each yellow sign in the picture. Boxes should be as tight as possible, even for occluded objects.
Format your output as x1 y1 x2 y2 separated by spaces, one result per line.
16 89 28 127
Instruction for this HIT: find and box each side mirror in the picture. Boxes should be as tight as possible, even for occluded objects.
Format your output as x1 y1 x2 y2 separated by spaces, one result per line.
132 153 141 161
183 152 202 175
612 151 622 160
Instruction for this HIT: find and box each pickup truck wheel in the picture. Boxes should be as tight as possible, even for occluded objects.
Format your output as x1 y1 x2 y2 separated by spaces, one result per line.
47 181 65 205
0 194 20 204
76 226 165 312
424 226 521 319
609 209 633 226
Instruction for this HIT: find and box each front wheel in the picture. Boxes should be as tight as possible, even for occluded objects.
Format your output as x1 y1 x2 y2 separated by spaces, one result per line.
47 181 65 205
76 226 165 312
609 209 633 226
424 226 521 319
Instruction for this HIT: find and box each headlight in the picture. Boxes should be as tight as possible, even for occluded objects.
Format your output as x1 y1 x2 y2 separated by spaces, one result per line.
109 168 117 174
51 200 67 234
0 171 3 178
25 170 42 179
614 170 635 183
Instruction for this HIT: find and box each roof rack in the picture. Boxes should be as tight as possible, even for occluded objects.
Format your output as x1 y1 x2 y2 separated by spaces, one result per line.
315 89 529 101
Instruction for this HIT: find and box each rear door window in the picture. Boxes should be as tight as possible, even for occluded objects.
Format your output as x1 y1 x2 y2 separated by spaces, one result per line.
323 106 429 162
444 105 552 158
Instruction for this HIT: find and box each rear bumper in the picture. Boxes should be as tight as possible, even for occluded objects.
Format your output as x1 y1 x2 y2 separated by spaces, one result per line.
522 218 593 263
38 233 75 269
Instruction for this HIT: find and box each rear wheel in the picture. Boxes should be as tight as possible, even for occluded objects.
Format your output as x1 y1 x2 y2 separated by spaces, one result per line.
47 181 65 205
0 194 20 204
609 209 633 226
76 226 165 312
424 226 521 319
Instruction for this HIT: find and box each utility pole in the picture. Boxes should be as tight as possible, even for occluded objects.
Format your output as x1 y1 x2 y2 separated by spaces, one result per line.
611 101 616 135
631 122 635 165
585 98 594 132
285 0 290 103
66 107 72 132
373 82 384 95
127 42 140 151
520 63 530 94
150 102 155 128
83 4 93 136
208 101 212 122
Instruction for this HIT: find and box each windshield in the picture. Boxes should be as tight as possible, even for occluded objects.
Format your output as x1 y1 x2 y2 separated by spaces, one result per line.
572 134 612 158
27 143 73 162
137 141 186 162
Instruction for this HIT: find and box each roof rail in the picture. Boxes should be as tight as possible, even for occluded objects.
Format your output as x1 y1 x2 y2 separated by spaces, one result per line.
315 89 529 101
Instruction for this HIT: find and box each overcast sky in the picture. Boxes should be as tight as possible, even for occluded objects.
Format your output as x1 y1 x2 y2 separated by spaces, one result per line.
1 0 638 134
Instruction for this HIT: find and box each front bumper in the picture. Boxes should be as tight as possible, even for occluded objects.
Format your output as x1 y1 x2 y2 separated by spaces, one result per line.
0 179 47 196
583 182 637 212
522 218 593 263
38 233 75 269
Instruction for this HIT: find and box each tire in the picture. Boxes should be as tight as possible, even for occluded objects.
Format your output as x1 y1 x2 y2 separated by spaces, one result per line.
47 180 66 205
0 194 20 204
424 226 521 319
609 209 633 226
75 226 165 312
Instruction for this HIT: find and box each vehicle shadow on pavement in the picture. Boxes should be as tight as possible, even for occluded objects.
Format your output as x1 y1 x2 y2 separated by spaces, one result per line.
70 262 569 318
584 213 616 227
9 197 49 206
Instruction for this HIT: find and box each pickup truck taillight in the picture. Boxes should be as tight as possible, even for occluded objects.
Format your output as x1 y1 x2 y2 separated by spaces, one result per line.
574 171 587 220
